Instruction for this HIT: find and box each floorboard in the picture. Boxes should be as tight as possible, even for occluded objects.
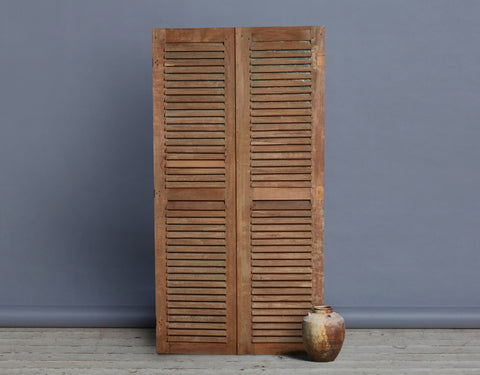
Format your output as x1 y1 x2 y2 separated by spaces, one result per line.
0 328 479 374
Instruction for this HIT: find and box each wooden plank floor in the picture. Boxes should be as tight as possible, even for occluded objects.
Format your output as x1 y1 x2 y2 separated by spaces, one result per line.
1 328 479 374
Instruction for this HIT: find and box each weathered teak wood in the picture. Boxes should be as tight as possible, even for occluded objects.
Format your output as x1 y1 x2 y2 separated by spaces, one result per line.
235 27 252 355
154 26 324 355
236 26 325 355
153 27 236 354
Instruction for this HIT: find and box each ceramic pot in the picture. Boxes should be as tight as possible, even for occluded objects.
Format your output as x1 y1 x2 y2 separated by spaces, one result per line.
302 305 345 362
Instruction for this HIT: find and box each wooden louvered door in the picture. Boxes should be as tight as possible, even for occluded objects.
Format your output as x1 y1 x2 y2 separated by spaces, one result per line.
236 26 325 354
153 28 236 354
154 26 324 355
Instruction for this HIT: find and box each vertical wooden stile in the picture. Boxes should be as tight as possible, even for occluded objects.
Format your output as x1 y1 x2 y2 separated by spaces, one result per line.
153 28 167 354
235 27 254 355
223 29 237 353
310 26 325 308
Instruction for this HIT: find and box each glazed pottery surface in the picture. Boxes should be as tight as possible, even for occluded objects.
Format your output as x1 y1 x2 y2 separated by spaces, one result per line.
302 305 345 362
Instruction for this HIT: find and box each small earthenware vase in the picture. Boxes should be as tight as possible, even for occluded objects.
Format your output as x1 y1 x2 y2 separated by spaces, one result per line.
302 305 345 362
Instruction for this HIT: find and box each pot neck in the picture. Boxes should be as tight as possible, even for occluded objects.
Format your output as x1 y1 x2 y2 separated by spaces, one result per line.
313 305 333 314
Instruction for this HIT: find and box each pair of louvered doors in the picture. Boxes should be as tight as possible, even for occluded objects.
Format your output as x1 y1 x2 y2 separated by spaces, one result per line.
153 26 324 354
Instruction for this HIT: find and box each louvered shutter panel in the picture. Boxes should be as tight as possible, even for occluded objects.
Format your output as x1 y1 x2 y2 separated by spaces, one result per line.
236 27 325 354
153 28 236 354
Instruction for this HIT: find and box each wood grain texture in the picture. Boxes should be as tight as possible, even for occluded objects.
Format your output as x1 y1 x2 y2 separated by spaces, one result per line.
310 26 325 308
235 26 253 355
152 28 167 354
223 28 237 353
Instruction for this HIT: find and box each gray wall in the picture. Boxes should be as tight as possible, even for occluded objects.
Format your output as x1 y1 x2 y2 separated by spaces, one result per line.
1 0 480 328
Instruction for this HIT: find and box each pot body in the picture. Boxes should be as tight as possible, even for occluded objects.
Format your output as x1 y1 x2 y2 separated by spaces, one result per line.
302 305 345 362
